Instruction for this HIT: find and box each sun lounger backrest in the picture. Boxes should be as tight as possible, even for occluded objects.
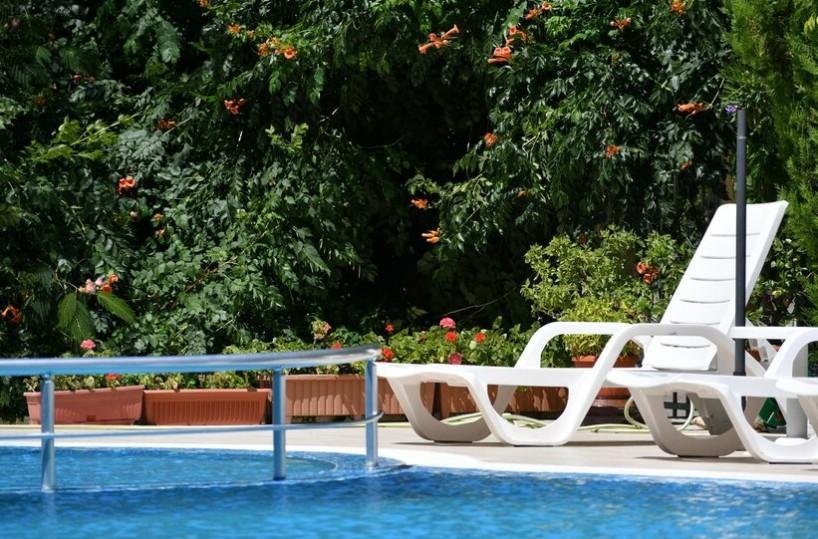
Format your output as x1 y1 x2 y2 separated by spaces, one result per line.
642 201 787 371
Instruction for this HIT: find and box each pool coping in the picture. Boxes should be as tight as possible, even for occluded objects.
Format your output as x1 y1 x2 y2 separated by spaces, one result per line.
2 439 817 485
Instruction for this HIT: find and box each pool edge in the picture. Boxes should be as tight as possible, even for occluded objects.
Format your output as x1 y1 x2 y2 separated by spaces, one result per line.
1 439 816 485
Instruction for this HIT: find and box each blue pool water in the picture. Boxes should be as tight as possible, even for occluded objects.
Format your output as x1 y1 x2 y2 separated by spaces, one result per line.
1 446 817 538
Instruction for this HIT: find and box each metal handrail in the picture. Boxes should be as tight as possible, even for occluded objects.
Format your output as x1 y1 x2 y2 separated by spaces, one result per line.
0 345 379 375
0 345 381 492
0 418 383 441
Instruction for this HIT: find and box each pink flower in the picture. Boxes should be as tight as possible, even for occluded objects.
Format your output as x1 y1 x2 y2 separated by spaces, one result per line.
439 317 456 329
80 339 96 350
385 323 395 334
82 279 96 294
448 352 463 365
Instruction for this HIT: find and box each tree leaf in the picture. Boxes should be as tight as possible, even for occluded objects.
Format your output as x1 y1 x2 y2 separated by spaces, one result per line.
96 293 136 324
155 19 181 64
56 293 94 343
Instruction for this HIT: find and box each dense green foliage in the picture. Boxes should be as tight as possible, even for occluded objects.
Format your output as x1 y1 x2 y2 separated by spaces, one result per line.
1 0 742 363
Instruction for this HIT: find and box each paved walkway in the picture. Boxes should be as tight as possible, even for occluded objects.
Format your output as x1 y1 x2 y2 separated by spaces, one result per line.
2 422 816 483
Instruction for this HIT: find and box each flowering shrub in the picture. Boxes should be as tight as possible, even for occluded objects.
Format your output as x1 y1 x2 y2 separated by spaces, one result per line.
385 317 565 367
220 316 562 368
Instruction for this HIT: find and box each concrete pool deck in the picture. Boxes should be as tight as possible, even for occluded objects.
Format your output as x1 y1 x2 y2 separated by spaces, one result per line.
2 422 817 484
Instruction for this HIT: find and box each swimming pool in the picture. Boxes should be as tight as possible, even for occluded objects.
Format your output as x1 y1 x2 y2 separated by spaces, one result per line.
1 446 815 538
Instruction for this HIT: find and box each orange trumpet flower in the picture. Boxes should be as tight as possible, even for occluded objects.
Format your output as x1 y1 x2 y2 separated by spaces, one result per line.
676 102 706 115
488 46 512 65
610 17 632 31
670 0 686 15
421 229 441 244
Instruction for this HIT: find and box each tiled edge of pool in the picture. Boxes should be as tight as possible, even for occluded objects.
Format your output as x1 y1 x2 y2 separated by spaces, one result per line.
373 447 818 485
2 440 817 485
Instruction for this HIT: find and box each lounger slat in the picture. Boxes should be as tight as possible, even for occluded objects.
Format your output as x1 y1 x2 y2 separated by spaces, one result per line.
673 281 734 303
696 234 757 259
663 300 729 326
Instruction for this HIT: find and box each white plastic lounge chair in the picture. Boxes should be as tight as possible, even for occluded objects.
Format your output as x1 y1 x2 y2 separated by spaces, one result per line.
379 201 787 446
610 326 818 463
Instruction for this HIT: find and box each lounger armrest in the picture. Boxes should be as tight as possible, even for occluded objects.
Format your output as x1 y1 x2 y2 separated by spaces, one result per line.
729 326 806 340
515 322 636 368
534 321 631 335
516 322 733 370
757 327 818 378
543 322 652 350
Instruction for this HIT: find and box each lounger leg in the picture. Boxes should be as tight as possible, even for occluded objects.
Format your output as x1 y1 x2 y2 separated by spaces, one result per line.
715 387 818 463
465 378 594 446
688 396 733 435
630 389 742 457
689 395 763 436
389 380 496 442
798 396 818 437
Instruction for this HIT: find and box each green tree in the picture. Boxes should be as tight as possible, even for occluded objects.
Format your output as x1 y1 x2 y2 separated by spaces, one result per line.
726 0 818 322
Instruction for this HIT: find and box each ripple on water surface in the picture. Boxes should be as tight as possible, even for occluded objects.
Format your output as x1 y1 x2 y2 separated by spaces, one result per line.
0 446 817 538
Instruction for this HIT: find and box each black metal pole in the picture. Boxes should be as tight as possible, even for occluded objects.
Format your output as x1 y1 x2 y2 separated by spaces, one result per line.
734 109 747 377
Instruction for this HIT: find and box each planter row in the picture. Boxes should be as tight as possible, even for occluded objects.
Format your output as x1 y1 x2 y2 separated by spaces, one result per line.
24 375 579 426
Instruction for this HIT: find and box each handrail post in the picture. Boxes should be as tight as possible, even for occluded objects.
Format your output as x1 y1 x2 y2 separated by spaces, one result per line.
40 373 56 492
272 368 286 480
365 359 378 469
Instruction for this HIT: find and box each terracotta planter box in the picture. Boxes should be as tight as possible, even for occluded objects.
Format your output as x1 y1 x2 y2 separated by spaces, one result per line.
143 389 271 425
572 354 639 404
380 380 436 417
286 374 435 421
25 385 144 425
509 386 569 415
438 384 568 419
